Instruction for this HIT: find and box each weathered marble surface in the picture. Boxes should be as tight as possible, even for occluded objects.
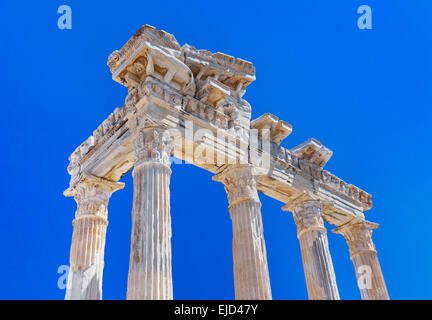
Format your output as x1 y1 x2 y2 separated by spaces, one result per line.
63 24 388 300
66 25 371 229
334 220 389 300
64 173 124 300
214 165 272 300
127 127 174 300
284 199 340 300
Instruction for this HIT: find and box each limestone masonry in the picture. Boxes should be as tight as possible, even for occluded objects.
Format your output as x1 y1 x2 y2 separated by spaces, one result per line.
64 25 389 300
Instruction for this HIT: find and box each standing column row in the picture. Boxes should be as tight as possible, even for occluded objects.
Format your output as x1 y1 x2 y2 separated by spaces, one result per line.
214 165 272 300
126 126 174 300
64 173 124 300
283 199 340 300
64 142 388 301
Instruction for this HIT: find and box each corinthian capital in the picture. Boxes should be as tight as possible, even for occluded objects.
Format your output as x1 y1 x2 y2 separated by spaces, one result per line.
64 172 125 219
134 127 174 167
333 219 378 257
285 198 325 237
213 165 259 206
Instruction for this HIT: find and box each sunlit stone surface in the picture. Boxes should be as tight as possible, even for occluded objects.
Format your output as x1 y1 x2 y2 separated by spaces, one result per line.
127 127 174 300
334 220 389 300
214 165 272 300
283 199 339 300
64 173 124 300
64 25 388 300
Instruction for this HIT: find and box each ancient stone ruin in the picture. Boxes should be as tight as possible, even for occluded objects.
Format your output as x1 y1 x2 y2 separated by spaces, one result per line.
64 25 389 300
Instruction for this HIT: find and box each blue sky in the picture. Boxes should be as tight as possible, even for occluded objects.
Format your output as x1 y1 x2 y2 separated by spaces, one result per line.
0 0 431 299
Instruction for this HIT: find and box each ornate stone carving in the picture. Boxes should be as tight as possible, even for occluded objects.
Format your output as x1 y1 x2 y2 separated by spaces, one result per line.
283 198 340 300
127 141 173 300
64 173 125 216
320 170 372 209
291 199 325 237
107 25 195 96
67 104 131 175
64 173 124 273
291 138 333 169
182 44 256 90
333 220 388 300
250 113 292 145
64 25 386 300
134 127 173 167
195 78 231 107
214 164 271 300
107 25 181 75
213 165 259 206
333 220 378 257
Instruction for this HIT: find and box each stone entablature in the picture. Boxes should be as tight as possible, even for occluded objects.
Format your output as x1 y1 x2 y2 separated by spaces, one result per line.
66 74 371 227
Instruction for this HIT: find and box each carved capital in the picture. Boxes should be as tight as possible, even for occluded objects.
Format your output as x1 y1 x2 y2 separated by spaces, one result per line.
213 165 260 207
333 220 378 257
134 127 173 168
288 199 325 237
64 172 124 219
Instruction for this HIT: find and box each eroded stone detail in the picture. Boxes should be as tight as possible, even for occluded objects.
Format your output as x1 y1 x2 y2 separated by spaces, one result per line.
134 126 174 167
64 173 124 300
284 199 340 300
127 127 174 300
214 165 260 207
251 113 292 145
64 24 387 301
333 219 389 300
334 220 377 257
292 199 325 237
214 165 271 300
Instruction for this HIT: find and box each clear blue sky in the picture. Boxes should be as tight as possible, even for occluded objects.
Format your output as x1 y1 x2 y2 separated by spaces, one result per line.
0 0 431 299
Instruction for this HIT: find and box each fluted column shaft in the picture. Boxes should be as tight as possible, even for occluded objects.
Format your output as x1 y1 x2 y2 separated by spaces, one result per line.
214 165 272 300
64 173 124 300
285 200 339 300
334 220 389 300
127 127 173 300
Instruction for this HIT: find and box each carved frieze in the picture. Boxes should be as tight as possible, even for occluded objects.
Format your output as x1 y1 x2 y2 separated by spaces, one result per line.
321 170 372 209
195 78 231 107
182 44 255 96
66 25 374 228
67 104 132 175
107 25 181 75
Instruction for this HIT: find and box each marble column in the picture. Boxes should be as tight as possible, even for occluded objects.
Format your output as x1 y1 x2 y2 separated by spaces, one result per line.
333 220 389 300
64 173 124 300
283 199 339 300
126 127 174 300
214 165 272 300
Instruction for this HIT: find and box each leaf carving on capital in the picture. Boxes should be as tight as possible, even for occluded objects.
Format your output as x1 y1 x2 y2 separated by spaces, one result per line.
215 165 259 205
65 173 125 219
334 221 377 256
134 128 173 167
292 200 325 234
